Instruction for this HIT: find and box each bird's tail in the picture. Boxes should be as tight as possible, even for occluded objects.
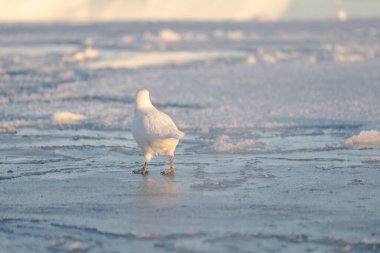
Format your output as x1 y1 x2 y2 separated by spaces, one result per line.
163 130 185 140
177 130 185 140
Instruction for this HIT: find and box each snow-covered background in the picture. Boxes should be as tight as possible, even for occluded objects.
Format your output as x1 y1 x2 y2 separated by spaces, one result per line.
1 20 380 134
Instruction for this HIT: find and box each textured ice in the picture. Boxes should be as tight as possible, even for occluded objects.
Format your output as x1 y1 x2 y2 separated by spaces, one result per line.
206 135 264 154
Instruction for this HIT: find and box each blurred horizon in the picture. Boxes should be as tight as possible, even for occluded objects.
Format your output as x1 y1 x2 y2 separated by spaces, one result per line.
0 0 380 22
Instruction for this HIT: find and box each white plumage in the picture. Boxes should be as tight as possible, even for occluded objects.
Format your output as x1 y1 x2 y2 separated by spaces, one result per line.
131 89 184 175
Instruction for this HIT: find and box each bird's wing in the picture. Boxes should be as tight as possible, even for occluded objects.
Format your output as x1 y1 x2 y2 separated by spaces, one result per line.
144 110 184 140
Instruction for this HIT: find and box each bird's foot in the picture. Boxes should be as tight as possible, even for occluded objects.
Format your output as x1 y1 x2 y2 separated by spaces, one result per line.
133 168 149 175
161 167 175 176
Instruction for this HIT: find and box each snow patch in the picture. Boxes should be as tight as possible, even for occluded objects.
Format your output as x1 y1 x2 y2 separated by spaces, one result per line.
343 130 380 147
52 112 87 125
122 34 135 43
158 29 181 42
88 51 245 69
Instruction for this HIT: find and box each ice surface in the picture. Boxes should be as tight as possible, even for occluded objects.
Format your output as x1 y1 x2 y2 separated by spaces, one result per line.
0 128 379 253
0 20 380 253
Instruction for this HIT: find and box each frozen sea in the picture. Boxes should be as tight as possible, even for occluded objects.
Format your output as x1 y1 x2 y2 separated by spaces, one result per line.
1 20 380 253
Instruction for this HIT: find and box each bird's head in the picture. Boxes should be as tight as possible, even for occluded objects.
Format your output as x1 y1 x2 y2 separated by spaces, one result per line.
135 89 153 110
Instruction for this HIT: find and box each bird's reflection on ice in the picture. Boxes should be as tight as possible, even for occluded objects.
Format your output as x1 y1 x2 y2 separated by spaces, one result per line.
132 176 181 231
136 176 180 208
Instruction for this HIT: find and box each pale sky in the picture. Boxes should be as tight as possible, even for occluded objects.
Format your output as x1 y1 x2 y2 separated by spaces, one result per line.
0 0 379 22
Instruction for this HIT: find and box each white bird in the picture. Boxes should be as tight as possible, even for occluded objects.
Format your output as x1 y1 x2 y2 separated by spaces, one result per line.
131 89 184 175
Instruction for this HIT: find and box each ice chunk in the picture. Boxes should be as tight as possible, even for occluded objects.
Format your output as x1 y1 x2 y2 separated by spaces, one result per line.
52 112 87 125
343 130 380 147
362 157 380 164
334 53 363 62
68 241 85 252
183 32 208 41
333 45 364 62
246 55 256 64
122 34 135 43
83 48 99 59
213 29 225 38
226 30 245 41
0 123 17 134
158 29 181 42
73 52 86 62
73 48 99 62
261 54 277 64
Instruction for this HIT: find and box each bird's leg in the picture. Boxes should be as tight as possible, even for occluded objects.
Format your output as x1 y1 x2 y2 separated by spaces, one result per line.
170 155 174 170
161 155 175 176
133 161 149 175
